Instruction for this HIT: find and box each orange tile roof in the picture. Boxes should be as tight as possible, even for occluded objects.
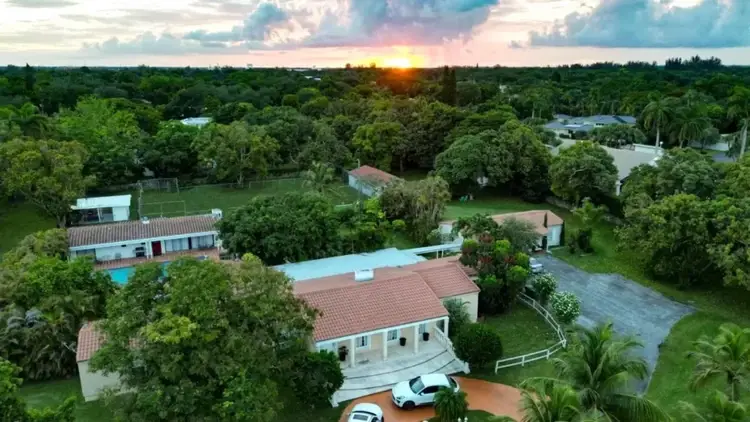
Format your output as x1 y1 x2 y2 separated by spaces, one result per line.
348 165 397 186
76 321 105 362
443 210 564 236
68 215 219 247
298 274 448 342
416 265 480 298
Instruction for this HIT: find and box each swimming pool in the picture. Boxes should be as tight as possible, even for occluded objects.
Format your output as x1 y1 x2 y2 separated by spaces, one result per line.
106 256 207 285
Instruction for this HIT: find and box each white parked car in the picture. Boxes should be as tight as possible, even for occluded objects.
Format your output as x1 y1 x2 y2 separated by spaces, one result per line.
347 403 384 422
530 257 543 274
391 374 459 410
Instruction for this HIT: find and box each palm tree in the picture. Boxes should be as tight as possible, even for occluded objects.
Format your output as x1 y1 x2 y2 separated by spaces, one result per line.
7 103 49 138
642 97 676 148
728 86 750 158
552 322 668 422
677 390 747 422
434 387 468 422
302 161 336 193
687 323 750 401
520 379 583 422
670 104 712 148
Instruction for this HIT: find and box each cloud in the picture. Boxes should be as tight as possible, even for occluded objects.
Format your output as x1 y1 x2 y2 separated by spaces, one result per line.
527 0 750 48
82 31 270 55
8 0 76 7
184 2 292 43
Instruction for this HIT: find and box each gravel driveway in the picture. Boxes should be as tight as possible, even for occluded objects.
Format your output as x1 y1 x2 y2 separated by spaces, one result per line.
535 255 693 391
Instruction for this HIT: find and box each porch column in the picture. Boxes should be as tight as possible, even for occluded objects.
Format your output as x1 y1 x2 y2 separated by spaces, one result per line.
350 337 356 368
443 316 449 339
413 324 420 354
382 331 388 361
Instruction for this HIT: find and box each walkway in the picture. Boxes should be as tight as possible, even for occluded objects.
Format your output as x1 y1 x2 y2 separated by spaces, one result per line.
536 255 693 391
338 377 522 422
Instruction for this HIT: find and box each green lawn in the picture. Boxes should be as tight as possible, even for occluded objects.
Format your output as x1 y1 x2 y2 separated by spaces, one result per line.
20 377 347 422
0 202 56 254
135 179 361 219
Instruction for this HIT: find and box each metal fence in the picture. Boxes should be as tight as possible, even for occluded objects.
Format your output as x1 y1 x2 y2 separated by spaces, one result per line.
494 293 567 373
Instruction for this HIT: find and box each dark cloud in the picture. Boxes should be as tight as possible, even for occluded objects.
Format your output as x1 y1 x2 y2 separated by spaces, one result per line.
8 0 76 7
184 2 290 43
527 0 750 48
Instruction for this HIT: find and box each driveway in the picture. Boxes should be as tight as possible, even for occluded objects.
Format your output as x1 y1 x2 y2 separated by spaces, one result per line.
338 377 522 422
536 255 693 391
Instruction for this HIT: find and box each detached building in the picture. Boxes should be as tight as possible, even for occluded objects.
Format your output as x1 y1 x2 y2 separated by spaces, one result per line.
347 165 400 197
440 210 565 250
71 195 131 224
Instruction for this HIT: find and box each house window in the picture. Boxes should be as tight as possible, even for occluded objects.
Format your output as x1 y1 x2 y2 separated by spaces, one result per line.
387 329 399 342
164 238 189 252
437 320 445 332
356 335 369 349
418 323 428 334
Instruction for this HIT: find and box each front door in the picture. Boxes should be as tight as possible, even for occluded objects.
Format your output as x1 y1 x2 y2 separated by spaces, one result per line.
418 385 440 405
151 241 163 257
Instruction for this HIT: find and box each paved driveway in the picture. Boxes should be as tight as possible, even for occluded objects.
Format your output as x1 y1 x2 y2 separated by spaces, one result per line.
338 377 522 422
535 255 693 391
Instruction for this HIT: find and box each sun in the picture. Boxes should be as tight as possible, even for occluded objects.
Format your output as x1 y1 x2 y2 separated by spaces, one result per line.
383 57 413 69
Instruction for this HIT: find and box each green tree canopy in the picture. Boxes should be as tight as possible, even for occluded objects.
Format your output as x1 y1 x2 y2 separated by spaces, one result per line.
90 256 317 422
590 124 647 147
550 141 618 204
0 358 75 422
0 138 96 227
140 121 200 178
352 121 404 171
217 192 342 265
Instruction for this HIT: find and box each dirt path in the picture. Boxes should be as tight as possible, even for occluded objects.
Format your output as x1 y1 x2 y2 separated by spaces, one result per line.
338 377 522 421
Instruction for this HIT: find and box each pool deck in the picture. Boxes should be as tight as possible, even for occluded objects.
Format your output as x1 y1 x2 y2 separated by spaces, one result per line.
94 249 221 270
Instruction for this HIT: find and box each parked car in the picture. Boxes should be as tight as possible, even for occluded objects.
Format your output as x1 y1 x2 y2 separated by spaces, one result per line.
530 257 543 274
347 403 384 422
391 374 460 410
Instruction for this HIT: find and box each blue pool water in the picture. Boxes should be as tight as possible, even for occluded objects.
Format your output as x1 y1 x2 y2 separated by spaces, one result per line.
106 256 208 285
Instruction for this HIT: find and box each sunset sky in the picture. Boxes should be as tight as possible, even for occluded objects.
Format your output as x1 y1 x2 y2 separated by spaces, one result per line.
1 0 748 67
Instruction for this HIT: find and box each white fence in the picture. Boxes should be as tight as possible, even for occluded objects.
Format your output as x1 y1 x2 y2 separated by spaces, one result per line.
494 293 567 373
434 324 471 374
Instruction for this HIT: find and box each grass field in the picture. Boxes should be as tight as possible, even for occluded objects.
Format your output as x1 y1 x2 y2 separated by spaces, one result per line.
19 377 347 422
135 179 362 219
0 202 56 254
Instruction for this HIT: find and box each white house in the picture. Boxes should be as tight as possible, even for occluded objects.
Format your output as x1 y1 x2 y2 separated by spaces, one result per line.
71 195 131 224
347 165 399 197
440 210 565 250
67 210 222 263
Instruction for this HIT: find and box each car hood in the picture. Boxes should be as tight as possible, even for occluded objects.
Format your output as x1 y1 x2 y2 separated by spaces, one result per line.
392 381 413 398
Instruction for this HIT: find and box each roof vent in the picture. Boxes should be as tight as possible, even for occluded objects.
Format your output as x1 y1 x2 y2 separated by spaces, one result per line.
211 208 223 219
354 269 374 282
141 217 150 224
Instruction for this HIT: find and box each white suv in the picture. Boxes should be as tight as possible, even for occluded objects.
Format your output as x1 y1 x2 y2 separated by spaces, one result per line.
347 403 384 422
391 374 460 410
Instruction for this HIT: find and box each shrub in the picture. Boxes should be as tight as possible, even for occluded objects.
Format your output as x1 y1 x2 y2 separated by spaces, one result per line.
454 324 503 368
531 273 557 305
443 299 471 341
550 292 581 325
288 351 344 407
434 388 468 422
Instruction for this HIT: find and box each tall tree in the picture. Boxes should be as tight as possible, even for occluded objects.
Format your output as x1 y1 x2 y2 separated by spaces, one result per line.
550 141 618 204
728 86 750 158
193 121 279 185
439 66 457 106
642 97 676 147
0 139 96 227
688 323 750 402
139 121 200 178
590 124 647 148
0 103 49 138
670 104 712 148
351 121 403 171
302 161 336 193
519 379 583 422
677 390 747 422
90 256 317 422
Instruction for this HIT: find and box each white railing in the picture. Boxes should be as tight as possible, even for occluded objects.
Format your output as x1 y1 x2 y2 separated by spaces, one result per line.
403 243 461 257
494 293 567 373
434 327 471 374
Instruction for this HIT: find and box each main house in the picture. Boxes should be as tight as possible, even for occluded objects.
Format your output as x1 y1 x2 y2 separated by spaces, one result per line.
545 114 637 138
67 210 222 263
440 210 565 250
76 249 478 404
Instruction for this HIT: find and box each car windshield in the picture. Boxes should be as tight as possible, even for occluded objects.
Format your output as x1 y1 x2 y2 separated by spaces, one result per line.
351 413 373 421
409 376 425 393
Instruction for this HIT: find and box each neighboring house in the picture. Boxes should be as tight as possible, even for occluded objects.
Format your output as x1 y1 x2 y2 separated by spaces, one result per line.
180 117 212 127
67 210 222 263
76 322 120 402
347 165 400 197
551 140 662 195
71 195 131 224
545 114 636 138
439 210 564 250
76 252 477 404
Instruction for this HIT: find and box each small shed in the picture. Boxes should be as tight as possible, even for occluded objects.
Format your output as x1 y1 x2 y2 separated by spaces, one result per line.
71 195 131 224
347 165 399 197
76 322 121 401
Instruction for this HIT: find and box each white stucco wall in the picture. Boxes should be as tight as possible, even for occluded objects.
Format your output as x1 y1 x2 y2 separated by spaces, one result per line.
77 360 121 402
93 243 145 261
348 175 377 197
547 224 563 247
443 292 479 323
